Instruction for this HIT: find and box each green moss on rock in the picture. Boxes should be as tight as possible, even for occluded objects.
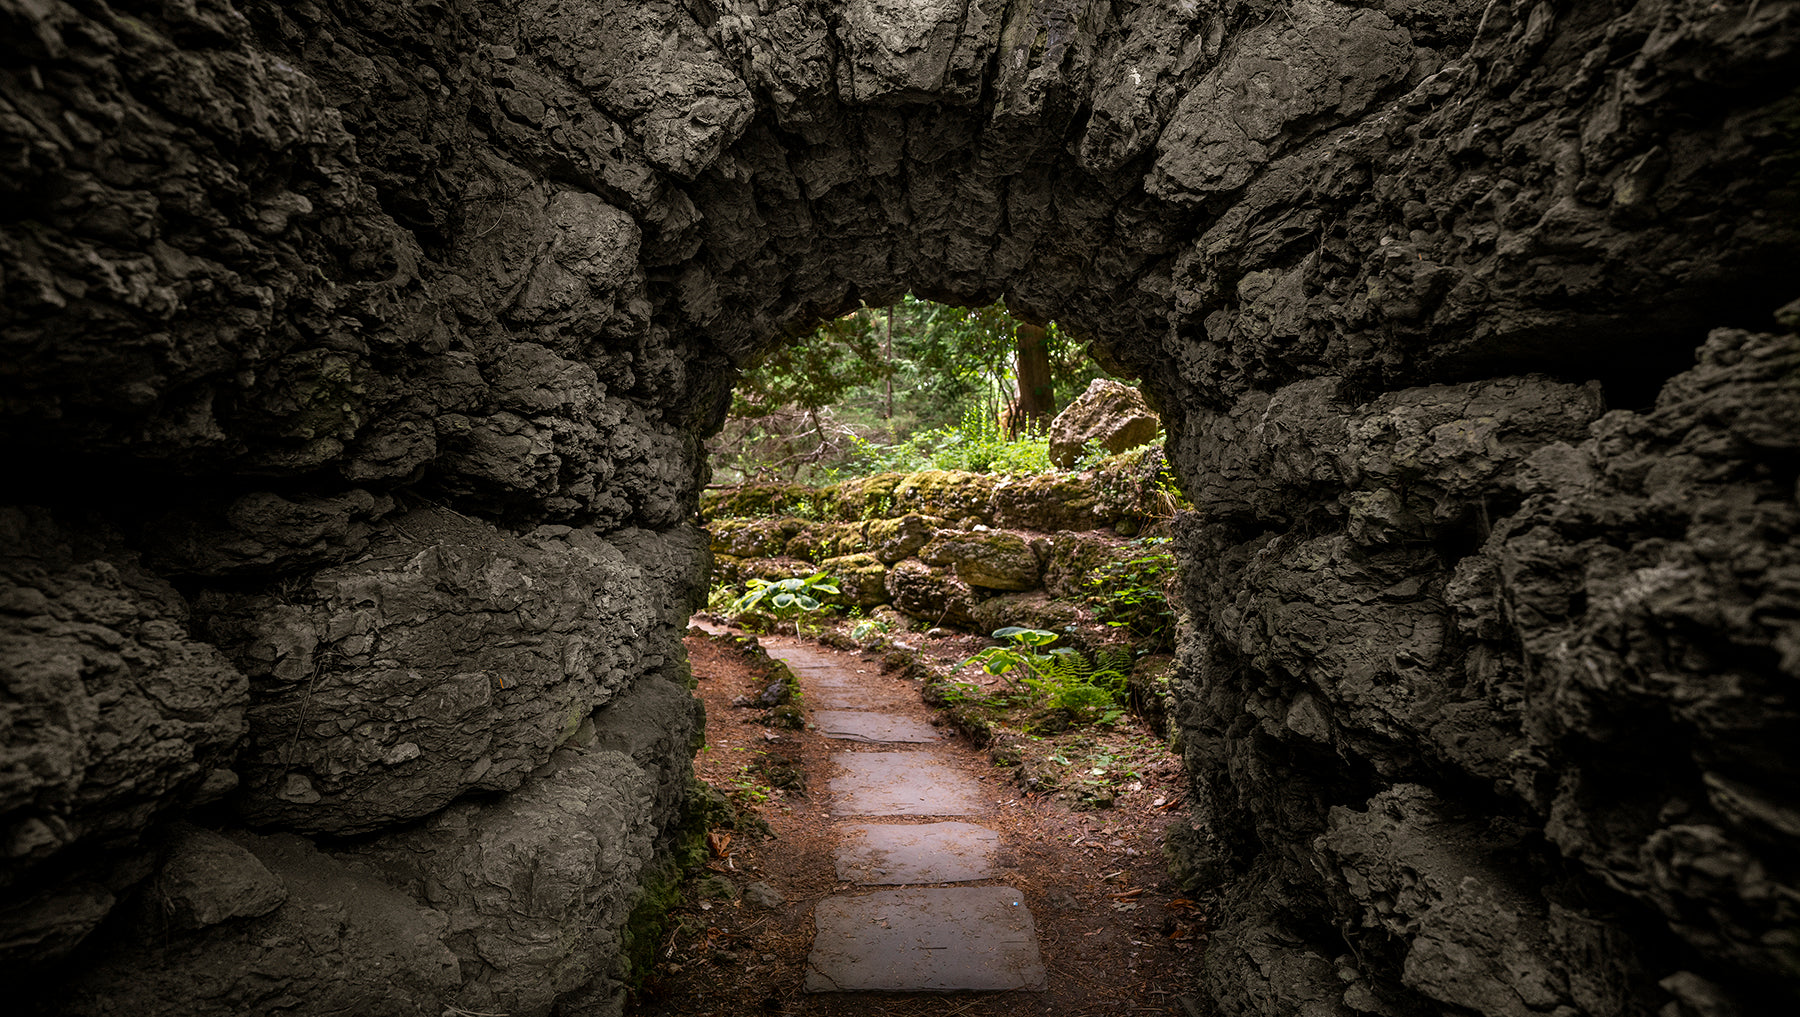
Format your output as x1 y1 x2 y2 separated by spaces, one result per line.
919 530 1041 590
783 521 865 562
699 484 825 521
865 513 941 563
969 591 1088 635
990 473 1110 531
707 517 809 558
833 473 909 520
819 552 889 607
891 471 996 523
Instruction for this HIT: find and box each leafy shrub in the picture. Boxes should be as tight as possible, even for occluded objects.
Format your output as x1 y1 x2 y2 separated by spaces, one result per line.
1086 538 1177 651
848 408 1052 476
727 573 840 636
955 628 1131 726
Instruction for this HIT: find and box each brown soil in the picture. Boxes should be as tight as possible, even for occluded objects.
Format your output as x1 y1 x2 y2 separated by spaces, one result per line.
630 625 1214 1017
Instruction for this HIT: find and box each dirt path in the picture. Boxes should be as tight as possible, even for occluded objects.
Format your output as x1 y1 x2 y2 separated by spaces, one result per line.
631 627 1211 1016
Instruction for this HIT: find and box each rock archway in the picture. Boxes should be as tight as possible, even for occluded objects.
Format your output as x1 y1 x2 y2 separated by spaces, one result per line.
2 2 1797 1015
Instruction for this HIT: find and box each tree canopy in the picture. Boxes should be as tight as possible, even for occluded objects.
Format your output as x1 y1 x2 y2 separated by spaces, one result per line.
714 296 1113 484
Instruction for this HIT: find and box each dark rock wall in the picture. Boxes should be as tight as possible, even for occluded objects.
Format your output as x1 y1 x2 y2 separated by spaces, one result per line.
2 1 1796 1015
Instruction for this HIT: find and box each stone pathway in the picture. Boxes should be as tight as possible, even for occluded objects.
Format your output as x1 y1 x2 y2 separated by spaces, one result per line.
761 642 1048 995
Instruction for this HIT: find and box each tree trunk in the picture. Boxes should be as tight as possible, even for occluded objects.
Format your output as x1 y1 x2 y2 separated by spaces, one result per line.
1011 322 1055 436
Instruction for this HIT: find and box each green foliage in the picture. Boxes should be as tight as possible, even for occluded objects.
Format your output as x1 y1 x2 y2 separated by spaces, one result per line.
714 295 1106 484
1091 444 1186 527
844 407 1053 477
727 573 840 636
955 628 1129 727
850 617 891 643
958 626 1060 678
1086 538 1177 651
1027 645 1133 726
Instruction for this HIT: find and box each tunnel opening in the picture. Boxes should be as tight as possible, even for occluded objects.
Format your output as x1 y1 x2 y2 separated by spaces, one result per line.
3 2 1798 1016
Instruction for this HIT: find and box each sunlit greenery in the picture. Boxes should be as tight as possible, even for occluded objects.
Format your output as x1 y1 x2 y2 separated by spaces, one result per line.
712 295 1109 484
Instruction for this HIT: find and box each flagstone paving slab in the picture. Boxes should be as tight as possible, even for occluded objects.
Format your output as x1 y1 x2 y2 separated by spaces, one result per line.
830 752 984 816
814 710 941 743
805 886 1045 992
835 822 999 884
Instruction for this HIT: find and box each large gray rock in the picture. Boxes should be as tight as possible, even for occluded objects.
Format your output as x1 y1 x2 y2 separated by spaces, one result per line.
350 674 698 1017
0 510 247 962
49 831 462 1017
195 508 664 835
1048 380 1162 468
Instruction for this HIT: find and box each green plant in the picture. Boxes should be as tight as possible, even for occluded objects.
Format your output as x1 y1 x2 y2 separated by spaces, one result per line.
727 573 840 636
1086 538 1177 650
722 758 773 805
1027 645 1133 725
958 626 1061 680
956 628 1130 727
850 617 891 642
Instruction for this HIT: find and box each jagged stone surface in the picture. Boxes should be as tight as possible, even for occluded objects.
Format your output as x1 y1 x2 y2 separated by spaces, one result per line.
2 0 1796 1015
192 507 666 836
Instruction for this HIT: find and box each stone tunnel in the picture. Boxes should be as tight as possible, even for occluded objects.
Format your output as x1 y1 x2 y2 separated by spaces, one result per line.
2 1 1797 1014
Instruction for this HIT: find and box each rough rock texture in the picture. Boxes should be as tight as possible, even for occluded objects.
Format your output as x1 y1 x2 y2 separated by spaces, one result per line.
151 824 287 931
919 530 1043 591
191 507 678 836
1048 378 1163 466
3 0 1797 1015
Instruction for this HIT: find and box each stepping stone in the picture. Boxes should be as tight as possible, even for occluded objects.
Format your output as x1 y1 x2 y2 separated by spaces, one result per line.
805 886 1046 992
814 710 940 743
836 822 998 884
830 752 983 816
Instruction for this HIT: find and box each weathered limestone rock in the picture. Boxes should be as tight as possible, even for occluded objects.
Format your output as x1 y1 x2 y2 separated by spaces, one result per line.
885 559 983 630
194 508 663 836
784 520 865 562
350 678 697 1017
140 491 397 576
989 472 1109 531
1048 379 1162 467
152 825 287 931
891 471 996 524
864 513 943 564
968 592 1085 639
829 473 908 521
0 510 247 960
2 0 1796 1015
50 831 463 1017
708 516 809 558
819 552 890 608
919 530 1042 591
1321 786 1571 1017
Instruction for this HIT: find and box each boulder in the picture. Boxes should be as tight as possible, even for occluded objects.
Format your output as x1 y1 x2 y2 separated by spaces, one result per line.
707 517 808 558
864 513 942 564
49 832 461 1017
818 553 890 608
989 473 1109 531
968 592 1086 637
194 508 663 836
1048 380 1161 467
830 473 908 520
890 471 996 524
784 521 865 562
884 560 983 630
153 826 287 931
919 530 1042 590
